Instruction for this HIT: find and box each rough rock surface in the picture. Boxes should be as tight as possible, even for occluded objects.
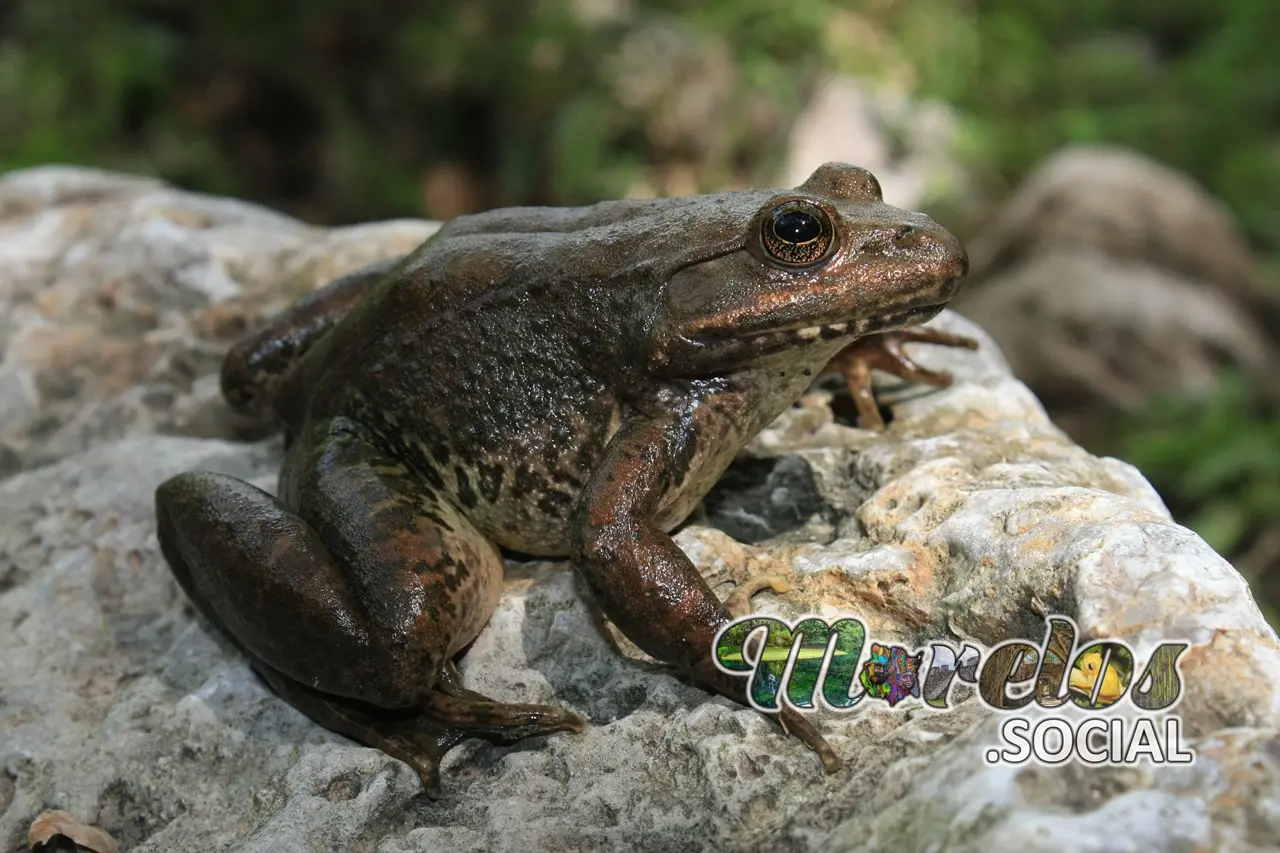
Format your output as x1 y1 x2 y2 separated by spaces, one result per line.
2 167 1278 852
0 166 438 475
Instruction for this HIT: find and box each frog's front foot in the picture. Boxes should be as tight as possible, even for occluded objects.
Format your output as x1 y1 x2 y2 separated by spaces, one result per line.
827 327 979 429
723 574 791 620
718 576 842 772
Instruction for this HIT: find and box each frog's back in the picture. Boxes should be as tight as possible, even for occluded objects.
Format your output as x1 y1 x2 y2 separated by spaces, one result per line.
272 187 781 554
280 228 638 554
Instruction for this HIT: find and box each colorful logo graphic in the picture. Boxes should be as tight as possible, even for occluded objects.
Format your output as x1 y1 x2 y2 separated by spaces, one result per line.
712 614 1196 766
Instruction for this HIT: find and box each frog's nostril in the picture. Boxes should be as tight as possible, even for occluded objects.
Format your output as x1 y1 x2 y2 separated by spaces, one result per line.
890 224 925 249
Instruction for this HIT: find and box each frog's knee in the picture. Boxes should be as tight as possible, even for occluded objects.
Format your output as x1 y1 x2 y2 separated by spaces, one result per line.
220 344 276 420
156 471 261 521
156 471 219 528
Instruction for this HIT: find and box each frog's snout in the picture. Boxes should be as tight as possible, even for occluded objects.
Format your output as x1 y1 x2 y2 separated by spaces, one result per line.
945 247 970 294
857 214 968 282
874 222 930 252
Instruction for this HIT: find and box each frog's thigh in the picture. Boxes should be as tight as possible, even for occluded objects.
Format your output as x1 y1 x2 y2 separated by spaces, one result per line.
156 429 502 710
156 471 393 698
282 419 506 684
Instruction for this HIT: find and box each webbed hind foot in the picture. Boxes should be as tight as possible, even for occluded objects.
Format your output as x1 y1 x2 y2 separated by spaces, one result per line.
254 661 584 797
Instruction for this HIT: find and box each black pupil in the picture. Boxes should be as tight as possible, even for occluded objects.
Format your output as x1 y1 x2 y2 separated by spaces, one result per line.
773 209 821 244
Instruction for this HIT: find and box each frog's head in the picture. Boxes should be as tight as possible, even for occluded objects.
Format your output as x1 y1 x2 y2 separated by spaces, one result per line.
648 162 968 377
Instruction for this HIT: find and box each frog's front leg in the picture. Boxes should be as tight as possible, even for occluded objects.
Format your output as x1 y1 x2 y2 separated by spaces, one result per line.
826 327 979 429
155 417 582 795
571 415 841 773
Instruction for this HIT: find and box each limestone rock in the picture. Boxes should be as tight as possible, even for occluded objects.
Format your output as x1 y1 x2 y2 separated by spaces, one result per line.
0 165 436 475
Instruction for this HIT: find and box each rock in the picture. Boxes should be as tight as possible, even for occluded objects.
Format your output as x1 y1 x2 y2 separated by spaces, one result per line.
0 165 437 475
1 168 1278 852
965 147 1264 305
954 146 1280 414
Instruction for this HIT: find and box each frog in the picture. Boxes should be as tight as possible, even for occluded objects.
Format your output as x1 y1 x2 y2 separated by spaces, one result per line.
154 162 974 795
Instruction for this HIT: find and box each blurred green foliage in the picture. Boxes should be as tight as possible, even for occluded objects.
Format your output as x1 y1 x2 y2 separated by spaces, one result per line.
1117 377 1278 556
3 1 1276 241
1 0 1276 622
938 0 1280 250
0 0 833 221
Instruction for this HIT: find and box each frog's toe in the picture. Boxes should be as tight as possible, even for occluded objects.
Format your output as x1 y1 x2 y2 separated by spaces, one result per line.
826 328 978 429
423 687 586 742
779 706 843 773
723 574 790 620
386 691 583 796
253 661 582 797
380 695 584 796
891 325 980 353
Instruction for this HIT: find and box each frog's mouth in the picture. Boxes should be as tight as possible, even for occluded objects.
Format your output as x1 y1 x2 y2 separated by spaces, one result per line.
650 258 966 377
734 302 946 346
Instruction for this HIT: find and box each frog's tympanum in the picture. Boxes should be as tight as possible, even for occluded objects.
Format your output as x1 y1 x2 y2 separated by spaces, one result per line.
155 163 973 794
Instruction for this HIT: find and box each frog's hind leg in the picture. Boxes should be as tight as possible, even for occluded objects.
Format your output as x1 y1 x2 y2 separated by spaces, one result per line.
154 418 583 794
249 658 583 797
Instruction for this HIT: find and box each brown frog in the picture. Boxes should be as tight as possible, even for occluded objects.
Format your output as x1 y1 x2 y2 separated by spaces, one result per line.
155 163 973 794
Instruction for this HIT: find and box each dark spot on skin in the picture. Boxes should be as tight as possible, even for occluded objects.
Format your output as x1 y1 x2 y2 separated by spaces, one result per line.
417 460 445 491
477 461 504 503
444 560 468 591
422 509 451 531
437 552 469 592
426 436 451 467
548 465 585 490
455 466 477 509
435 595 459 620
802 368 813 377
380 430 445 492
536 489 574 518
514 463 539 496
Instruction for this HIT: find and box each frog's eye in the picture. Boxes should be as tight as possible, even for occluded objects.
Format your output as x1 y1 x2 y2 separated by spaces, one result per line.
758 201 836 268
